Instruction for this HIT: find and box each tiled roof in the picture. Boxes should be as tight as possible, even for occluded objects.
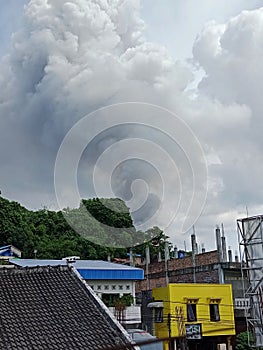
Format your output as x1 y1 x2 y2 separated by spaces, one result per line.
10 259 67 267
0 266 131 349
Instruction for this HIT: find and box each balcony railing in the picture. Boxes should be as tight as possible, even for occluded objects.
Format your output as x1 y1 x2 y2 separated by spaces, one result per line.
108 305 141 324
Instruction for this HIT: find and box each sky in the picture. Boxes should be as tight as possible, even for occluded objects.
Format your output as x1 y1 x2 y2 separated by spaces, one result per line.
0 0 263 251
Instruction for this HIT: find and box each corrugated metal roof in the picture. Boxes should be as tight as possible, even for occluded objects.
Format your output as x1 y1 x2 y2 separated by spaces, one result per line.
0 245 22 257
0 245 11 250
74 260 140 270
10 259 144 280
10 259 67 267
78 268 143 280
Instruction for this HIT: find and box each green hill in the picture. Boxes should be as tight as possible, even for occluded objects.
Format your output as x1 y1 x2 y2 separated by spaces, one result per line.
0 196 138 259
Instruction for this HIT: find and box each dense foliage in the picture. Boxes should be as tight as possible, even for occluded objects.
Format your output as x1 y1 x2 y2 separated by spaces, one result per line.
236 331 255 350
0 196 167 260
0 196 133 259
133 226 173 261
63 198 138 248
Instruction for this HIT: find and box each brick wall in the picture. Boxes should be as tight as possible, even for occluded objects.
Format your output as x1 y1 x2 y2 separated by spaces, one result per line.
148 261 165 274
169 269 219 284
169 250 219 271
136 250 220 292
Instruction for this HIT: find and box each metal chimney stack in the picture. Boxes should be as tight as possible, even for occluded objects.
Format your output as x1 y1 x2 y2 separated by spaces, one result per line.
215 226 223 262
164 241 170 262
145 245 150 290
201 243 205 253
146 245 150 266
221 223 227 262
164 241 170 285
235 250 239 263
191 226 197 283
228 246 233 263
129 248 134 266
173 245 178 259
191 228 197 256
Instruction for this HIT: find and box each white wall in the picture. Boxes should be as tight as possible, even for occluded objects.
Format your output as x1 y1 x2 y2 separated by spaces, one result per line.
87 280 136 298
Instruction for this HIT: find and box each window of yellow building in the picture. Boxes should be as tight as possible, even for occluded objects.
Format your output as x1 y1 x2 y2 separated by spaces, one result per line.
209 299 221 322
186 299 198 322
187 303 197 322
154 308 163 323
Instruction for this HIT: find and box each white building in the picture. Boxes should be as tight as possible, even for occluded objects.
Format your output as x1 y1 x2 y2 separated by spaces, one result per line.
10 258 144 328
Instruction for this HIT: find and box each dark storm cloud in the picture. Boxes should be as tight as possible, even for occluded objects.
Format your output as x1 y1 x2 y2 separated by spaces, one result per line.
1 0 263 250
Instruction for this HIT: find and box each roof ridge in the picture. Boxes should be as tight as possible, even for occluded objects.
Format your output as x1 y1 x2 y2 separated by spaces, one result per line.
0 264 71 274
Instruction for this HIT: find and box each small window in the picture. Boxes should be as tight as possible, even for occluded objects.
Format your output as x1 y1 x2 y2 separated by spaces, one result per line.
90 285 94 290
187 303 197 322
119 285 123 290
112 285 116 290
154 308 163 323
210 304 220 322
126 285 130 290
97 285 101 290
104 285 109 290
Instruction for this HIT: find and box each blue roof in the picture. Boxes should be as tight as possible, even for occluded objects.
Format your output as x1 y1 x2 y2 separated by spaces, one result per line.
0 245 11 250
0 245 21 257
10 259 144 280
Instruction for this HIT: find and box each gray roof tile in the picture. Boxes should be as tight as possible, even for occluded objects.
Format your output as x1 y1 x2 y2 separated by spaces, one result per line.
0 266 131 349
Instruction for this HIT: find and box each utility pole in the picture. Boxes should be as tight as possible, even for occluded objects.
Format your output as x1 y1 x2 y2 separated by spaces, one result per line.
167 313 173 350
146 245 150 290
179 337 187 350
129 247 134 266
165 240 170 286
191 226 196 283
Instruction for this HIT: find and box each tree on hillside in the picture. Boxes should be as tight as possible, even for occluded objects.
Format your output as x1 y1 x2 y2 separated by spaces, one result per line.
64 198 137 248
0 196 152 259
82 198 133 228
133 226 173 262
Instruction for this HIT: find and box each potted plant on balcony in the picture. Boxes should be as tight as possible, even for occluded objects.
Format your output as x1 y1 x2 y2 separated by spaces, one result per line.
114 294 134 322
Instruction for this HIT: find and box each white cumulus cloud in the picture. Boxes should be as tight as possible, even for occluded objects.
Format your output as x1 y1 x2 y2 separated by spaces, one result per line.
1 0 263 250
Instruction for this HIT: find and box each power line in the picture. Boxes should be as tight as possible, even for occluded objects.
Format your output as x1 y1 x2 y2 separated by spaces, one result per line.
115 315 237 323
155 298 243 308
98 325 239 350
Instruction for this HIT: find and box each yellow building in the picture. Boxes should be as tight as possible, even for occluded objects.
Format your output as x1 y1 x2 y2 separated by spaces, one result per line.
151 284 235 350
